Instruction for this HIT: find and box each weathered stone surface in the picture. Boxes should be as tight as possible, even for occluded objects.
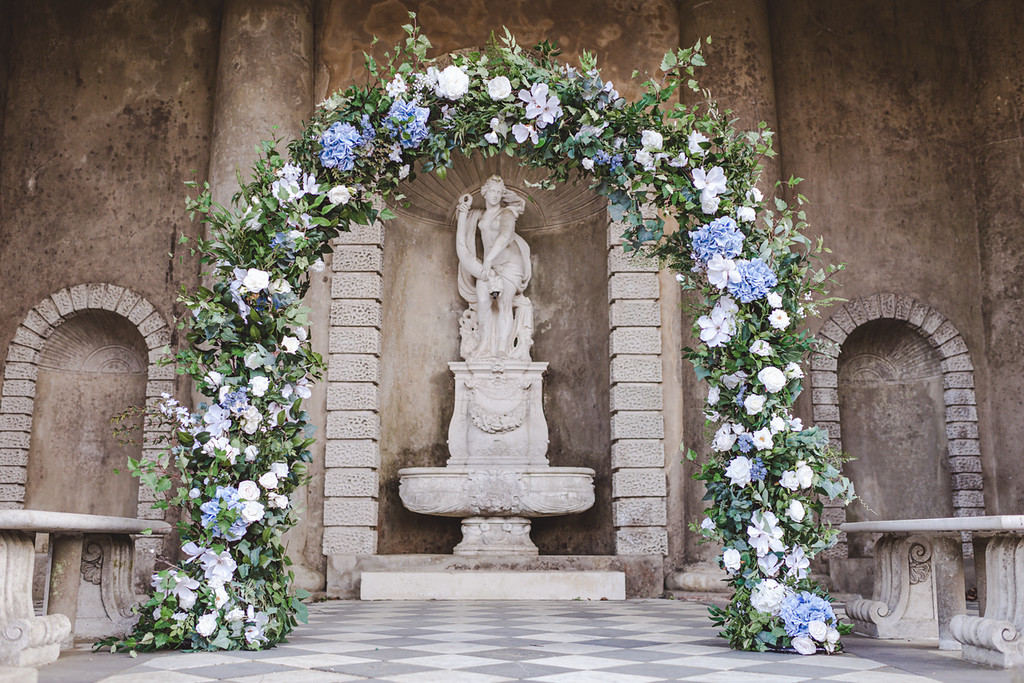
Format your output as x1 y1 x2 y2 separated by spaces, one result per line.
326 383 379 411
611 440 664 469
610 356 662 384
953 490 985 508
0 398 32 415
941 354 974 373
938 336 969 358
608 272 660 300
331 272 383 300
610 383 663 412
328 354 380 383
615 527 668 555
609 327 661 356
332 222 383 245
610 300 660 328
361 570 625 601
329 327 382 354
610 411 664 440
612 469 666 498
333 245 383 272
812 388 838 405
812 404 840 422
325 441 379 469
324 468 378 498
330 299 383 328
0 416 31 432
945 405 977 423
946 422 979 440
324 497 378 526
810 370 838 388
949 455 983 472
612 498 667 527
0 450 27 467
0 433 30 450
943 372 975 390
323 526 376 555
608 246 659 273
1 362 37 380
326 411 381 440
952 473 984 491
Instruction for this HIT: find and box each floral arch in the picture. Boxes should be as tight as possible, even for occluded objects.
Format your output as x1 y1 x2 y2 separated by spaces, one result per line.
115 22 853 656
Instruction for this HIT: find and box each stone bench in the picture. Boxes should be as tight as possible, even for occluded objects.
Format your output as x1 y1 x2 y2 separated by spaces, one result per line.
840 515 1024 667
0 510 170 668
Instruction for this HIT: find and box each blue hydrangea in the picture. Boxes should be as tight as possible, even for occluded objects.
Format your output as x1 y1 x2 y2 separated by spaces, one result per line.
319 121 362 171
220 389 249 415
779 591 837 638
736 434 754 454
727 258 779 303
750 457 767 481
199 486 245 539
688 217 744 264
593 150 624 172
271 231 296 258
384 98 430 149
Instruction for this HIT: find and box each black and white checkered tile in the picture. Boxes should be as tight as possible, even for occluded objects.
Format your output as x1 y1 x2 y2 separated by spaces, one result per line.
50 600 949 682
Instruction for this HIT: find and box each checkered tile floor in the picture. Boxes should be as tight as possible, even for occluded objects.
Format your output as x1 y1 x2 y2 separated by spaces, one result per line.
38 600 994 682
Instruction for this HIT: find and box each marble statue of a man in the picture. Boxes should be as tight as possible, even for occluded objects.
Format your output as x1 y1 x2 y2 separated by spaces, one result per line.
455 176 534 361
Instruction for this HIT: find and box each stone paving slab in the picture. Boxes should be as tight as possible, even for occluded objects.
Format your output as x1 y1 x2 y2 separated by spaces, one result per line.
35 599 1015 682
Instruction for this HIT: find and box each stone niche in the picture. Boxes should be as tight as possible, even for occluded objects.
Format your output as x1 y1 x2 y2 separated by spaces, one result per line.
24 310 147 518
377 155 614 556
836 318 952 594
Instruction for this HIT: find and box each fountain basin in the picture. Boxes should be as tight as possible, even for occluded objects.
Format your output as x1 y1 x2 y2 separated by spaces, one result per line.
398 466 595 518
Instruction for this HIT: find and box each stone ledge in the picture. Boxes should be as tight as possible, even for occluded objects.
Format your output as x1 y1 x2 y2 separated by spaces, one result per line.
361 570 626 601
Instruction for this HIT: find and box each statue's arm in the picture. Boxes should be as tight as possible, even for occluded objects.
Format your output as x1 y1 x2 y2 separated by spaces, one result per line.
456 197 484 279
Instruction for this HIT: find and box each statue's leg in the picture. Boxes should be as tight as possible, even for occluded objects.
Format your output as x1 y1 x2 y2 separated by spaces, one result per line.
476 280 494 355
497 287 516 355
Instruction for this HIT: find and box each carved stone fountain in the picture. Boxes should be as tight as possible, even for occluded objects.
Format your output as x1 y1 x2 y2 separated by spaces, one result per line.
398 176 595 556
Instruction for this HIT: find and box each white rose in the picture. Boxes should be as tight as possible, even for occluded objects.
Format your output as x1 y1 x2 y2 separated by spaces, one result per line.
769 309 791 330
826 627 840 644
205 371 223 387
436 65 469 100
737 206 756 222
249 376 269 397
769 416 787 434
744 393 766 415
750 578 788 615
790 417 804 431
700 517 715 531
808 620 828 642
310 258 325 273
786 499 805 522
487 75 512 100
780 470 800 491
725 456 752 487
707 385 720 406
791 636 817 655
244 445 259 462
270 462 289 478
226 608 245 623
712 424 738 452
701 190 721 214
237 480 260 501
244 352 263 369
750 340 772 357
258 471 279 490
241 268 270 293
269 493 289 509
196 613 218 637
721 370 746 389
766 292 783 308
281 336 300 353
189 487 200 499
796 463 814 488
240 406 262 434
746 187 763 203
758 366 788 394
752 427 773 451
641 129 663 151
327 185 351 205
722 547 742 573
269 279 292 295
240 501 265 524
785 362 804 379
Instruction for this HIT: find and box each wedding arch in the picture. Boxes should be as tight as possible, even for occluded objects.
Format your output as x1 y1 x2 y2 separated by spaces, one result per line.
111 19 854 655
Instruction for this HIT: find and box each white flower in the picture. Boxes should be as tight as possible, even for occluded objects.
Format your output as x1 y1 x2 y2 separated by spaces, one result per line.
327 185 351 205
750 578 788 615
707 385 720 406
245 624 268 645
769 416 787 434
769 309 791 330
706 254 740 290
700 517 715 531
722 547 742 573
748 510 785 557
435 65 469 100
721 370 747 389
752 427 773 451
241 268 270 293
244 445 259 462
716 296 739 316
240 405 262 434
487 75 512 100
294 327 308 342
697 307 737 348
189 487 200 499
737 206 756 222
668 152 688 168
226 607 245 623
281 336 300 353
780 470 801 491
269 462 289 478
725 456 753 487
786 499 805 522
786 546 810 579
385 74 407 97
213 583 230 609
237 480 260 501
249 376 269 397
700 190 721 214
399 164 410 179
205 371 223 387
269 278 292 295
693 166 727 198
808 620 828 643
582 158 595 170
767 292 783 308
244 352 263 370
688 130 709 157
269 493 289 509
746 187 763 203
750 340 772 357
758 553 782 576
758 366 787 393
641 129 663 151
203 404 231 438
259 471 279 489
634 148 656 171
519 82 562 127
240 501 265 524
792 636 817 655
512 123 539 145
826 627 840 644
182 542 206 563
199 549 237 584
310 258 325 273
744 394 766 415
790 416 804 431
712 424 738 452
196 612 218 637
784 362 804 379
796 462 814 488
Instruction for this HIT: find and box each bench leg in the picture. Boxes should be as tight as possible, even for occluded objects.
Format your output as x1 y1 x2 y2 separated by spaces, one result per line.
932 535 966 650
45 533 83 648
73 534 140 639
0 531 70 667
951 533 1024 668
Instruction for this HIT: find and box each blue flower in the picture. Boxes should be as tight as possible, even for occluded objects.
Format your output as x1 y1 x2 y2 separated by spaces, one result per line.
220 389 249 415
749 457 767 482
384 98 430 149
736 433 754 454
727 258 778 303
319 122 362 171
199 486 247 539
689 217 744 263
270 231 296 258
779 591 837 638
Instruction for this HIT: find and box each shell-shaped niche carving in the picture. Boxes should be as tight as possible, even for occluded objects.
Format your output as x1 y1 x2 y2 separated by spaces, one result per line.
38 310 148 374
393 153 607 233
839 319 941 384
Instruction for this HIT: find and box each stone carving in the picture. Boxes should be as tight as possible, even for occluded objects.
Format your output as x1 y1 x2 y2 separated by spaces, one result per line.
455 176 534 362
908 542 932 585
81 540 103 585
398 176 595 556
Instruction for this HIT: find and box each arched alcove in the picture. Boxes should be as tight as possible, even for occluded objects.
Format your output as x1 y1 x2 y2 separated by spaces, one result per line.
24 310 148 517
838 318 952 557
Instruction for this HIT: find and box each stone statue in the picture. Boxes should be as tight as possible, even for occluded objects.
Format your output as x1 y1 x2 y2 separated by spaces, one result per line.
455 176 534 361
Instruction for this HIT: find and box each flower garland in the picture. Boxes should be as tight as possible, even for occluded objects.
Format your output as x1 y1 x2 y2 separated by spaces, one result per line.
108 18 853 655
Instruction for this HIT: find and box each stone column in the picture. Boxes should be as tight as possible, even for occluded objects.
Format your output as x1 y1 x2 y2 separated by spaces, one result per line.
206 0 323 591
670 0 782 589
